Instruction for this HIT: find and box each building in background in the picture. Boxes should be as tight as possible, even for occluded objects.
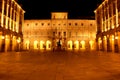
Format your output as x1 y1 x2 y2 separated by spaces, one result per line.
95 0 120 52
0 0 25 52
23 12 96 51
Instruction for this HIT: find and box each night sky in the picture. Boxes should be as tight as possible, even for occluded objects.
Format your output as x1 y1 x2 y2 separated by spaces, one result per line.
18 0 102 19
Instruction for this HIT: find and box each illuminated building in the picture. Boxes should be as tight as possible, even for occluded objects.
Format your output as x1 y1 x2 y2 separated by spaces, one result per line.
0 0 25 52
23 12 97 51
95 0 120 52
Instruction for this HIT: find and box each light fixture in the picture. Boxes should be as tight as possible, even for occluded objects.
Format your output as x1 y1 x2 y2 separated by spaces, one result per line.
2 36 4 39
17 39 20 43
115 32 118 40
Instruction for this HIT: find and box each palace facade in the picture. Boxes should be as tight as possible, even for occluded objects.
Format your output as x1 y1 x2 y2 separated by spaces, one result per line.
23 12 97 51
0 0 24 52
95 0 120 52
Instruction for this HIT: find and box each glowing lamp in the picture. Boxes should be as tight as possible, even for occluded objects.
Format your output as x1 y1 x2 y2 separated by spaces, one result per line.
2 36 5 39
17 39 20 43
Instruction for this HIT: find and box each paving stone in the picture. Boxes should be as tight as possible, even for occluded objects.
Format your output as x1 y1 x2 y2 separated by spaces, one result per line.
0 51 120 80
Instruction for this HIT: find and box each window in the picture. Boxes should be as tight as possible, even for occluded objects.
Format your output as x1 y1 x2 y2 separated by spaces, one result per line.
58 32 61 36
90 24 92 26
53 32 55 36
64 32 66 37
75 23 78 26
27 24 29 26
54 16 55 19
64 16 66 19
69 23 71 26
81 23 83 26
35 23 38 26
41 23 44 26
48 23 50 26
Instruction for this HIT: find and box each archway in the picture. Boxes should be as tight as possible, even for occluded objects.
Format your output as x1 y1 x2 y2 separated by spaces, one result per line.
5 35 10 52
110 35 115 52
25 40 30 50
98 38 102 51
80 40 85 50
0 33 3 51
67 40 72 50
89 40 94 50
40 41 45 50
74 40 79 50
46 40 51 50
34 41 38 50
57 39 62 48
103 36 107 51
12 36 17 51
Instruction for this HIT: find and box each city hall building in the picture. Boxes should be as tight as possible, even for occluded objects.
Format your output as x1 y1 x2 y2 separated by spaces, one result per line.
23 12 97 51
0 0 24 52
95 0 120 52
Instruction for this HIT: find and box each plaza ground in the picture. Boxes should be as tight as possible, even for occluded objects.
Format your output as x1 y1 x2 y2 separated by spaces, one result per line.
0 51 120 80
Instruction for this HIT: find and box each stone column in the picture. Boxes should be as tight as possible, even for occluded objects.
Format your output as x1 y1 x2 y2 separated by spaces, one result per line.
5 35 10 52
1 35 5 52
13 5 15 31
12 36 17 51
16 7 20 33
107 36 111 52
5 1 9 29
111 3 114 29
9 1 12 30
107 6 110 30
115 0 119 28
22 11 24 32
0 32 2 52
1 0 5 27
118 32 120 52
30 39 34 51
102 37 105 51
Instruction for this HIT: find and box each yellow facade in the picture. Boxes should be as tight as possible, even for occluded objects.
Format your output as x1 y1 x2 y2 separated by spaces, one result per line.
95 0 120 52
0 0 25 52
23 12 97 51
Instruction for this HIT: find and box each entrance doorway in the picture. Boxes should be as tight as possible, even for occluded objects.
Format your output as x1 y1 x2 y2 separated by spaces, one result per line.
57 39 61 47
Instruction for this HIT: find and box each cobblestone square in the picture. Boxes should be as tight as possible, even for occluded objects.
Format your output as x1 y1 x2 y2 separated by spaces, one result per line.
0 51 120 80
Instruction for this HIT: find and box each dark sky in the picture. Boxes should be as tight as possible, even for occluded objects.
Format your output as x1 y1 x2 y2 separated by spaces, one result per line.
18 0 102 19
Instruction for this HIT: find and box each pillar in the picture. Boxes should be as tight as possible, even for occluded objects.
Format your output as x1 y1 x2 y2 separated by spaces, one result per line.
5 35 10 52
103 36 107 51
30 40 34 51
17 37 21 51
5 1 9 29
9 1 12 30
118 32 120 52
0 33 2 52
1 35 5 52
16 7 20 33
1 0 5 27
12 36 17 51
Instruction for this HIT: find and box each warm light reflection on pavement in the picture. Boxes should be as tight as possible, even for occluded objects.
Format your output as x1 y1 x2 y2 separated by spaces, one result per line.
0 51 120 80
